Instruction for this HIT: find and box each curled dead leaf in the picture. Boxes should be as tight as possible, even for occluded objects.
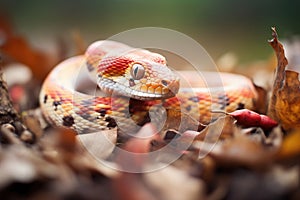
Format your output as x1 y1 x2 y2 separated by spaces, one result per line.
268 27 300 131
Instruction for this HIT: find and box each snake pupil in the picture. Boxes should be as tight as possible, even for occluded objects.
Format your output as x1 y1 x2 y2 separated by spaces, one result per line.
134 67 139 76
131 63 145 80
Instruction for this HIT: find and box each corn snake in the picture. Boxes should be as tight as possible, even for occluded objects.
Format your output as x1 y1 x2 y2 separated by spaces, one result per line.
40 40 257 134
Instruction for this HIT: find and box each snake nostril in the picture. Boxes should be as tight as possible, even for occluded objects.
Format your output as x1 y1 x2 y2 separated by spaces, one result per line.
161 80 168 86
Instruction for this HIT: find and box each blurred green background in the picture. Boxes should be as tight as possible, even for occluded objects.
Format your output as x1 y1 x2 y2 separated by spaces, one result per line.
1 0 299 63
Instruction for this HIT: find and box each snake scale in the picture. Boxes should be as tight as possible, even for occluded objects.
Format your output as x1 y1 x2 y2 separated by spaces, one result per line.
40 40 257 134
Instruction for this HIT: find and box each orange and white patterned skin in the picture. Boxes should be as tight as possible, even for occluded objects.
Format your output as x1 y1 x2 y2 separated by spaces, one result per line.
40 40 257 134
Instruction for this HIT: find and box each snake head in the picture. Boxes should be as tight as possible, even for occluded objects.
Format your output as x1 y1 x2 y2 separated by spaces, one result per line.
97 49 180 100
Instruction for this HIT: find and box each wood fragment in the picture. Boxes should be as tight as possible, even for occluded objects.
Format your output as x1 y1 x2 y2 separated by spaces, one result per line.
0 60 21 127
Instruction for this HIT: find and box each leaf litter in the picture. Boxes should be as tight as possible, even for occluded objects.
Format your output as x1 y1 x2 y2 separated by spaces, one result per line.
0 15 300 200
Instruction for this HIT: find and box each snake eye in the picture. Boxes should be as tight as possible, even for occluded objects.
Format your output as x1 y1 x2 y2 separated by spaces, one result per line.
131 63 145 80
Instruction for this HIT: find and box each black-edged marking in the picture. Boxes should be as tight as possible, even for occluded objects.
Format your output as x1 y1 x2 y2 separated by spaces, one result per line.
237 103 245 110
105 116 117 128
97 108 107 117
62 115 75 127
186 105 192 111
218 94 230 109
43 95 48 104
53 101 62 111
188 96 199 103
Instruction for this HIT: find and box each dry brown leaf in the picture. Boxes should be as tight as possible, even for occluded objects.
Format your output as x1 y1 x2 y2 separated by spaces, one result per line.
195 128 278 169
225 165 299 200
116 123 159 172
40 128 119 178
77 128 117 159
113 173 157 200
144 165 205 200
113 158 205 200
22 111 44 140
0 145 58 189
252 84 268 113
268 27 300 130
276 128 300 160
112 124 163 200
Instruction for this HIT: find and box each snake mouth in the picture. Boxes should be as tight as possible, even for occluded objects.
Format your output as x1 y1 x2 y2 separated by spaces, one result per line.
98 78 177 100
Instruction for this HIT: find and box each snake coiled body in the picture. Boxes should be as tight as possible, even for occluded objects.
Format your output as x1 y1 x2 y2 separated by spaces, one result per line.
40 40 257 134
